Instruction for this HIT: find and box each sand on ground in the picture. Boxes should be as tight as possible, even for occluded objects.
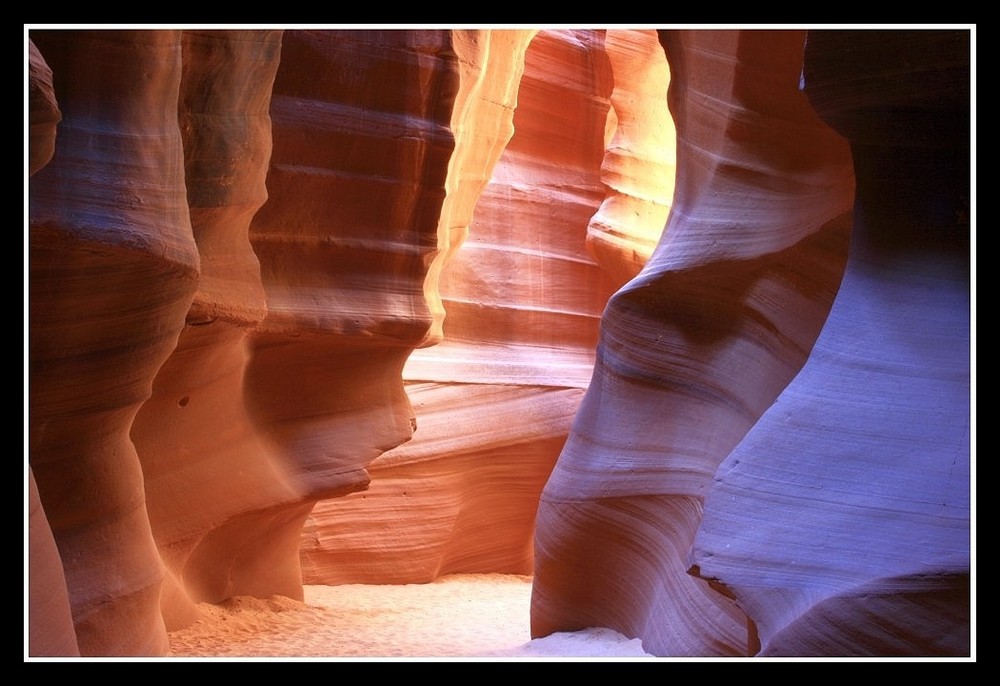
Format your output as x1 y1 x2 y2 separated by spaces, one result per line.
166 573 654 660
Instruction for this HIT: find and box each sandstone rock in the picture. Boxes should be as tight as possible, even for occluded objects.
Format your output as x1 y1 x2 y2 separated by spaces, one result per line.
531 29 857 656
29 29 199 656
243 30 462 502
26 38 78 658
28 469 80 656
689 28 972 657
27 38 60 175
302 29 627 583
586 29 675 288
129 30 291 626
26 27 972 659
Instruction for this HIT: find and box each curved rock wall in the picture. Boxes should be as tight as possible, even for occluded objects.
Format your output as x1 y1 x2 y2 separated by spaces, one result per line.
26 39 79 658
586 29 675 288
531 29 858 656
300 29 637 584
243 29 460 502
689 29 971 657
531 27 970 658
129 30 288 627
29 30 200 656
27 27 971 658
28 28 530 656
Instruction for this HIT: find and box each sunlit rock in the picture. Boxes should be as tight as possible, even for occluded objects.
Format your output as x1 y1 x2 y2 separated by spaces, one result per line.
532 29 857 657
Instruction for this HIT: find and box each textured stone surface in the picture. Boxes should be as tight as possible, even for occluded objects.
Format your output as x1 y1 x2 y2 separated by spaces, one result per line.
301 29 629 583
29 30 199 656
531 29 859 656
130 30 288 628
26 39 78 658
586 29 675 288
531 28 971 657
242 30 460 504
27 28 971 659
689 29 972 657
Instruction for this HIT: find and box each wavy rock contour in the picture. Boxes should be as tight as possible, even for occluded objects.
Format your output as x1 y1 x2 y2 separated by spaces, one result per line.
29 30 199 655
689 28 972 657
301 29 636 583
531 29 857 656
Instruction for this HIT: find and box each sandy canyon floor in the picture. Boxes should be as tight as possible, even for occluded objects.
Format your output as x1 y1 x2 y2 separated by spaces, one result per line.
166 573 655 661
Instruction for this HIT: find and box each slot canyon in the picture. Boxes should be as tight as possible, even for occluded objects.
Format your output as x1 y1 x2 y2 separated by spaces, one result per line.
26 26 972 658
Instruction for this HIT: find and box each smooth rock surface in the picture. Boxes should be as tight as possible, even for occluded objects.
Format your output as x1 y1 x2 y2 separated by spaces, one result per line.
26 27 972 659
689 28 972 657
531 29 858 656
302 30 632 583
29 29 199 656
26 38 78 658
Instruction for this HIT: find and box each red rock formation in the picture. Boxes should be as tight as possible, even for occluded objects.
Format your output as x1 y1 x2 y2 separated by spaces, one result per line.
28 29 199 655
129 30 288 627
586 29 675 288
26 27 971 659
531 29 857 656
27 38 59 175
301 29 627 583
243 30 461 503
28 469 79 657
30 27 551 654
689 29 971 657
26 38 79 658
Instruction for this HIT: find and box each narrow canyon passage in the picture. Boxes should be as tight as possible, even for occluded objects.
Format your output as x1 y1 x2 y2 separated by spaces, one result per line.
27 27 972 660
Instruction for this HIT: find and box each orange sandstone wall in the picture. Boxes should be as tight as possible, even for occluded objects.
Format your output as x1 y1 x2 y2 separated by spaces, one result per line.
28 28 541 656
586 29 675 288
27 38 79 659
130 30 288 629
29 30 200 656
27 27 970 659
531 28 970 658
689 29 972 657
299 29 674 584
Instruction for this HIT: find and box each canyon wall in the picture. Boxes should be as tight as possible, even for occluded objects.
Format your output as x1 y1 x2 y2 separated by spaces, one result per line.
29 30 200 655
27 38 80 659
531 28 971 657
27 28 555 656
300 30 674 583
27 28 971 658
531 29 858 656
688 29 972 657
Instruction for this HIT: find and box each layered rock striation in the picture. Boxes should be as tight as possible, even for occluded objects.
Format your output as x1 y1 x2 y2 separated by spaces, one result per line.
28 28 545 655
129 30 288 628
688 29 972 657
29 30 200 655
531 28 971 657
27 27 971 659
301 30 667 583
532 29 859 656
27 38 79 659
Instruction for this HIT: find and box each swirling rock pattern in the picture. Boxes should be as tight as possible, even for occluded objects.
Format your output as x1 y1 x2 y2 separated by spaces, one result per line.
243 30 461 501
28 28 510 655
689 29 971 657
29 30 199 656
531 29 857 656
532 28 971 658
27 38 60 175
301 29 630 584
27 27 971 658
26 39 79 658
586 29 675 288
129 30 289 627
